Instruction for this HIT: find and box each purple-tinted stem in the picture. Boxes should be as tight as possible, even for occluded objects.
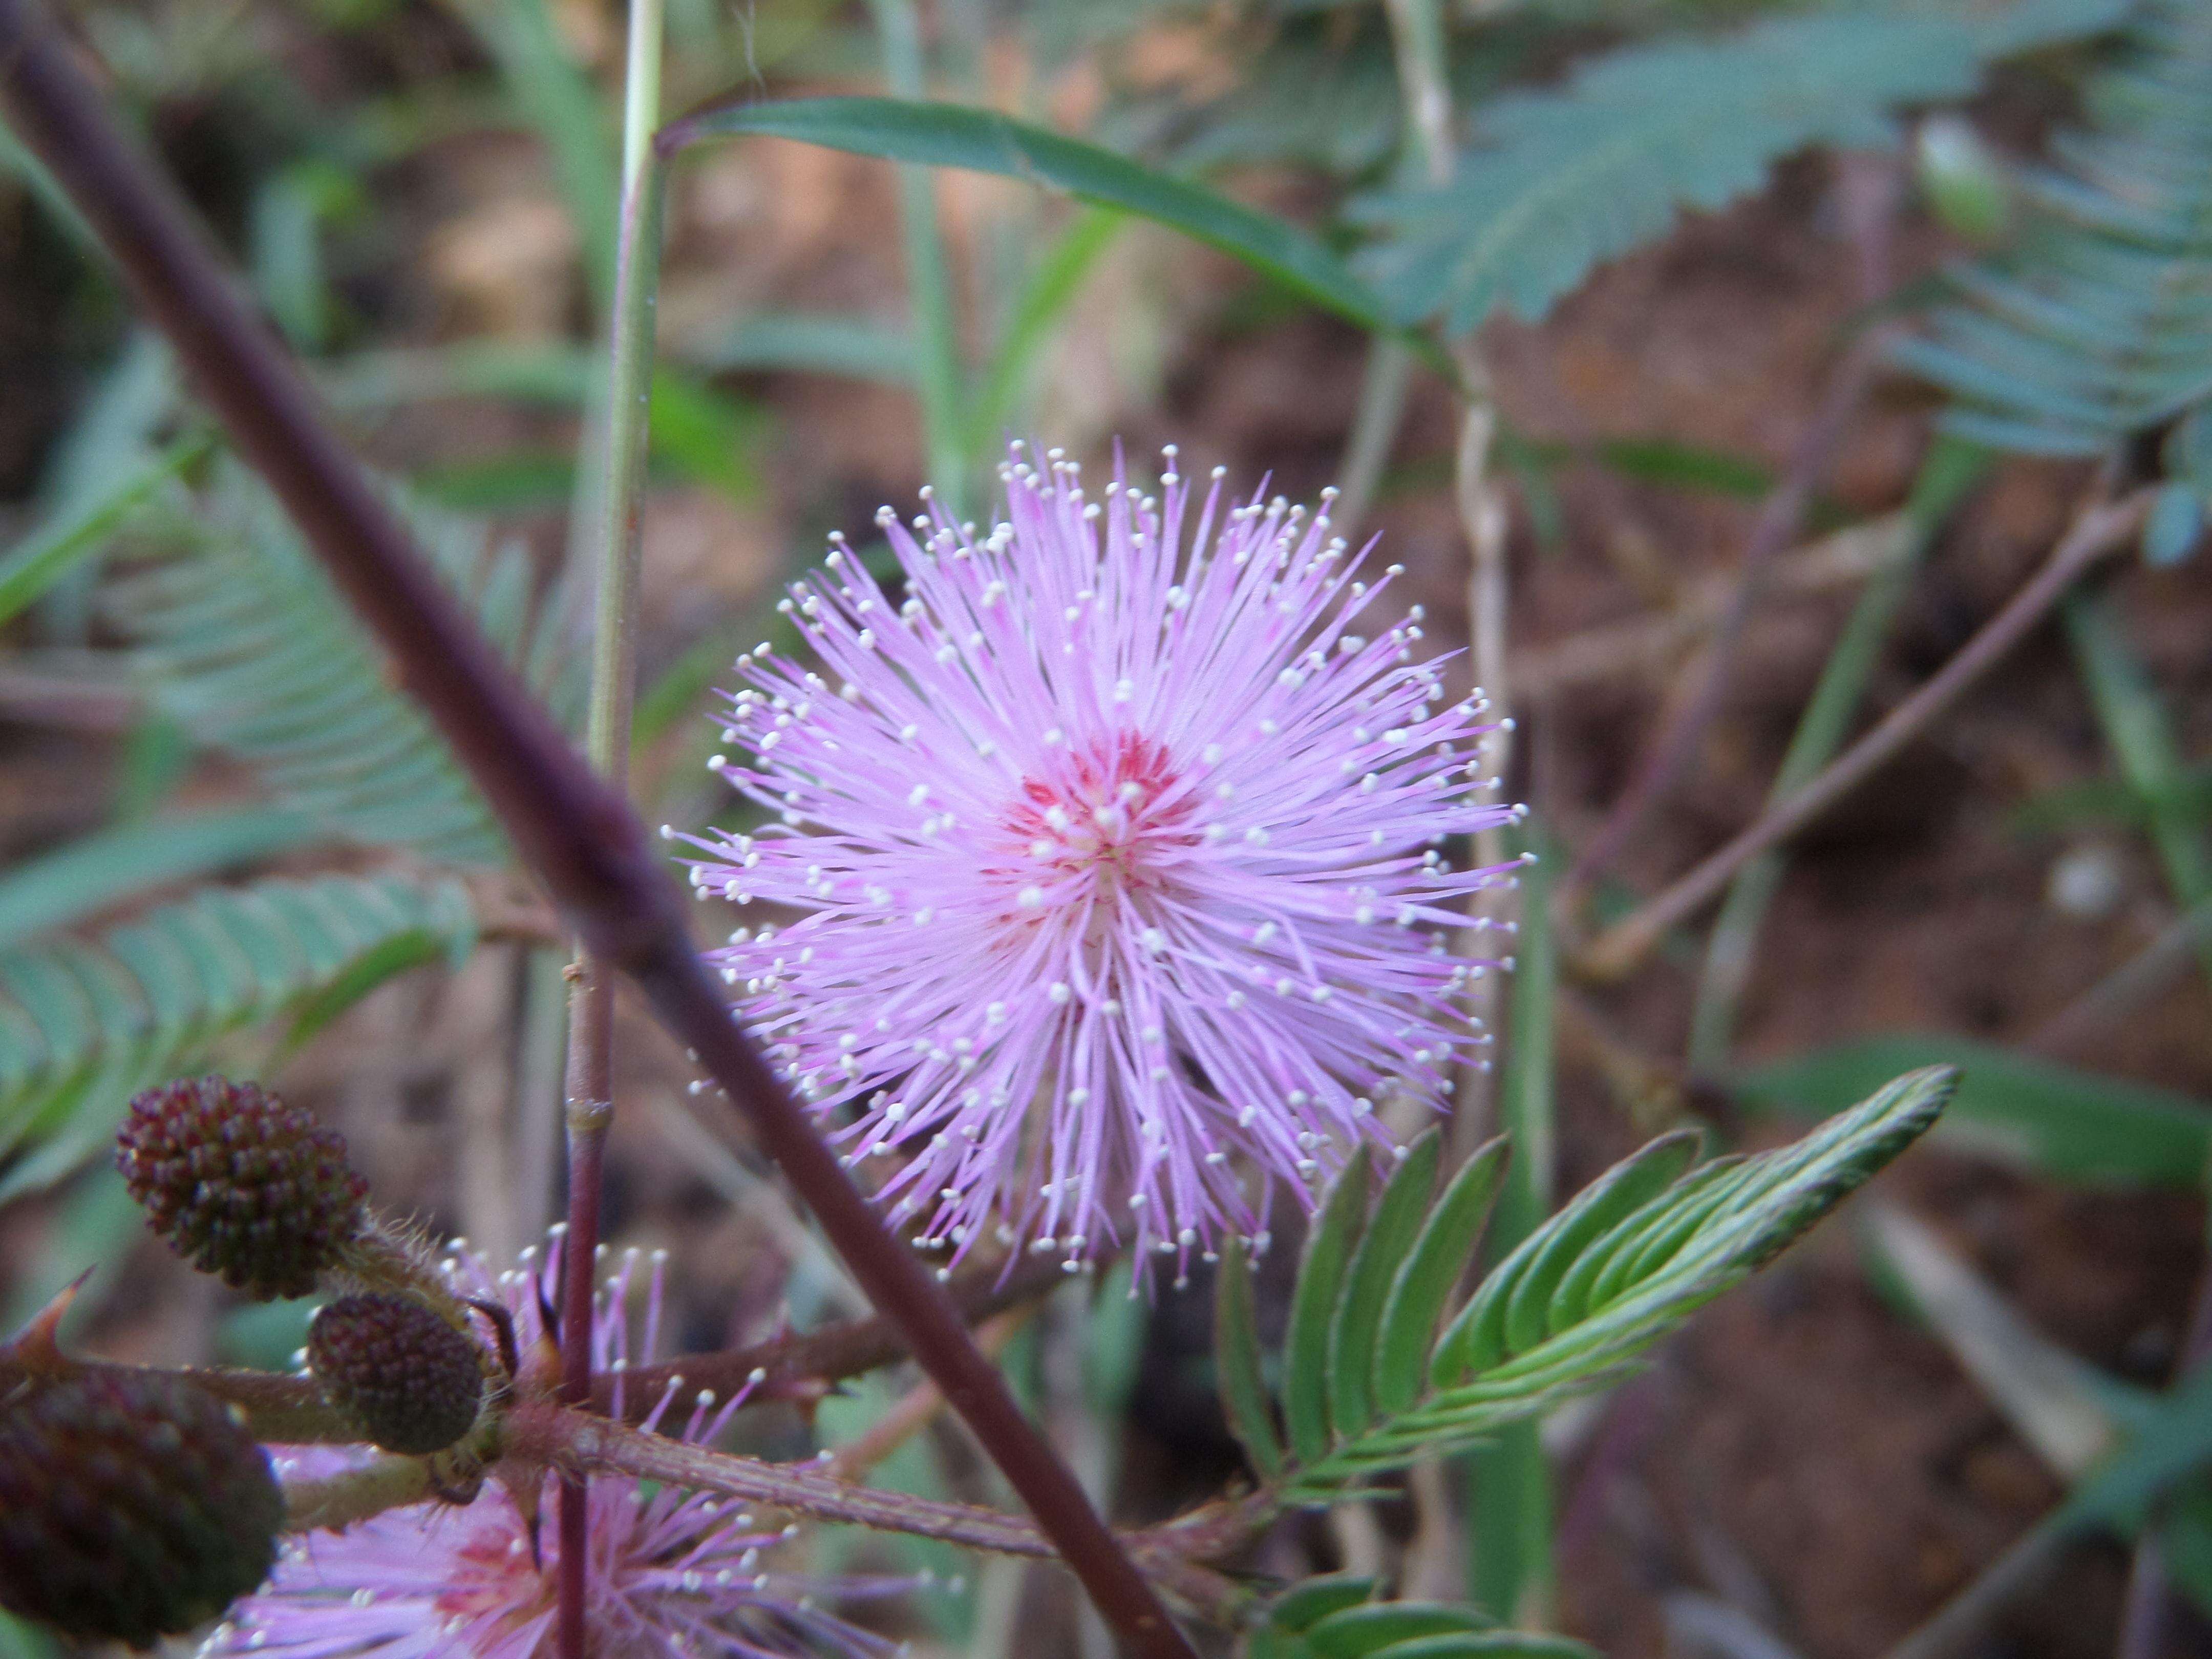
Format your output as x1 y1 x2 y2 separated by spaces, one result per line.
0 8 1195 1655
556 959 611 1659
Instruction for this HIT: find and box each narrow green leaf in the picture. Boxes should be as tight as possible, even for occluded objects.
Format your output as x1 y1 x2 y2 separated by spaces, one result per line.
1505 1132 1702 1350
964 206 1123 459
1215 1235 1283 1482
1376 1137 1507 1418
1732 1034 2209 1188
0 809 321 952
0 434 206 627
2064 589 2212 988
661 96 1413 351
1464 1420 1553 1626
462 0 620 307
1306 1604 1493 1657
1329 1132 1442 1441
0 874 476 1197
1371 1635 1597 1659
1285 1146 1374 1464
1263 1576 1378 1634
1581 1158 1749 1313
690 313 915 384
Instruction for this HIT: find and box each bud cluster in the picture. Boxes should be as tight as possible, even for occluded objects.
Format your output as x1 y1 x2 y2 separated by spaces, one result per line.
0 1372 283 1647
116 1075 367 1300
308 1293 485 1455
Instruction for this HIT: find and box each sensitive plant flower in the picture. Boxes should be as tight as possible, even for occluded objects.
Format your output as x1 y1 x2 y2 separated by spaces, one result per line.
680 444 1523 1284
203 1236 916 1659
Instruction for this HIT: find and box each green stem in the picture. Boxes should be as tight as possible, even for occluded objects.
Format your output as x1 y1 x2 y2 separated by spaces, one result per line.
559 5 664 1655
583 14 668 775
1332 338 1417 543
1686 437 1990 1070
1468 823 1557 1621
869 0 966 511
2061 588 2212 992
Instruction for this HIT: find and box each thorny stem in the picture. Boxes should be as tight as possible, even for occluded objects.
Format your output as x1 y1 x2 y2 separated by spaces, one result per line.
1577 488 2153 981
602 1247 1068 1413
558 6 665 1654
0 1250 1074 1448
518 1405 1267 1623
0 10 1195 1654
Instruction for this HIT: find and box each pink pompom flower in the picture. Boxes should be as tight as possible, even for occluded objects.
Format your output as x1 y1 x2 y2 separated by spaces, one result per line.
682 445 1521 1284
202 1237 918 1659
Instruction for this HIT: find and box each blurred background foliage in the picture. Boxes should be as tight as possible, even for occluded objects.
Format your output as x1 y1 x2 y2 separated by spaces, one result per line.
0 0 2208 1654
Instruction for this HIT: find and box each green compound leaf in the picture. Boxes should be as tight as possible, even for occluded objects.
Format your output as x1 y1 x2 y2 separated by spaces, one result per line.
1285 1143 1372 1466
1216 1233 1284 1483
0 873 476 1199
661 95 1407 347
1374 1136 1507 1419
1248 1577 1596 1659
1219 1069 1952 1503
102 463 581 868
1897 2 2212 454
1352 0 2128 335
1329 1129 1442 1440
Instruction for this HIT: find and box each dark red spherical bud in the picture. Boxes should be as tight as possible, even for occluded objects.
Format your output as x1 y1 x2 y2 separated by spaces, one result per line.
0 1371 282 1647
116 1076 367 1300
308 1294 484 1455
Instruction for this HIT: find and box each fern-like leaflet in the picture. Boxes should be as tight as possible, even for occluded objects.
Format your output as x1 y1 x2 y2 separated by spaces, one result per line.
1217 1067 1954 1501
102 461 581 867
1350 0 2126 335
0 873 475 1198
1895 0 2212 454
1245 1574 1597 1659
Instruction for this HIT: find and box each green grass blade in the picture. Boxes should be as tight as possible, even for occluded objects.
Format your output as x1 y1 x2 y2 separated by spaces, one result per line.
689 313 916 383
1688 437 1991 1069
2062 588 2212 989
0 434 207 627
1285 1145 1373 1465
1732 1033 2209 1188
1214 1235 1283 1482
963 205 1122 460
462 0 620 307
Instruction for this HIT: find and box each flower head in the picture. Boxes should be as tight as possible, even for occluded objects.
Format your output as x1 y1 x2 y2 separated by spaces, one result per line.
684 445 1520 1283
204 1238 912 1659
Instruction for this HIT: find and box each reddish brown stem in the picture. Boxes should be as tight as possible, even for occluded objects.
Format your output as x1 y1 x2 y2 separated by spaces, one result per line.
1565 157 1902 904
0 10 1194 1655
1577 488 2151 980
602 1249 1072 1417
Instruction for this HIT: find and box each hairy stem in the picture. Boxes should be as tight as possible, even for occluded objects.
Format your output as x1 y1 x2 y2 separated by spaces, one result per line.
517 1402 1267 1614
0 10 1194 1653
1578 488 2152 981
556 5 667 1653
